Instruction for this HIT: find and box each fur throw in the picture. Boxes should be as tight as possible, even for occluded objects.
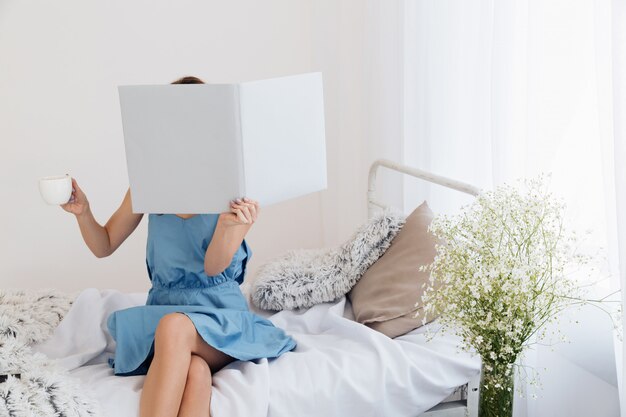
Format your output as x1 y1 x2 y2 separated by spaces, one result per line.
0 289 76 345
0 289 100 417
251 210 406 310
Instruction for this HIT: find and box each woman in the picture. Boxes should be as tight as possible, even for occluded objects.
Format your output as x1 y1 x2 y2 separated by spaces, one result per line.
61 76 296 417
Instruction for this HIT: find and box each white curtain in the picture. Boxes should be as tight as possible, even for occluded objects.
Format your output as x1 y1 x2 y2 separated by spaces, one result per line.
368 0 626 415
611 0 626 414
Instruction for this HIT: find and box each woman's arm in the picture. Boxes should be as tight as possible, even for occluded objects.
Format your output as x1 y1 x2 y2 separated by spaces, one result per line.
61 178 143 258
204 198 259 276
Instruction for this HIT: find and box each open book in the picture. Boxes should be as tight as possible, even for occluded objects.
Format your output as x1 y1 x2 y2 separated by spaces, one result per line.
118 72 327 213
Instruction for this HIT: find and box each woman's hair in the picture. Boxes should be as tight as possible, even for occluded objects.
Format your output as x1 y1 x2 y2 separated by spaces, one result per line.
171 76 205 85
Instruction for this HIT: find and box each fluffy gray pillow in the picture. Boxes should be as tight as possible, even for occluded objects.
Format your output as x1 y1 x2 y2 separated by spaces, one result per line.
251 210 406 310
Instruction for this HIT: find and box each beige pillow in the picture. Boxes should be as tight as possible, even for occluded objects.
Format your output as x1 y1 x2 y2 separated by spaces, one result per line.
348 201 439 338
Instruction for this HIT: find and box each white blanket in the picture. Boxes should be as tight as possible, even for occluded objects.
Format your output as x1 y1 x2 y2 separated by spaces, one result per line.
33 288 480 417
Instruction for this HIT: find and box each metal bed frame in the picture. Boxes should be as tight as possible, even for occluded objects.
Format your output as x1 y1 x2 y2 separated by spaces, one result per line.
367 159 481 417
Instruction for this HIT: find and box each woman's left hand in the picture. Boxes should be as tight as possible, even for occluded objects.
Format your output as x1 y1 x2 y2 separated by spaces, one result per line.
220 197 260 227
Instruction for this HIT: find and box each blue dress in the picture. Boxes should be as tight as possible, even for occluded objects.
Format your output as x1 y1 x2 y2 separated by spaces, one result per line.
106 213 297 376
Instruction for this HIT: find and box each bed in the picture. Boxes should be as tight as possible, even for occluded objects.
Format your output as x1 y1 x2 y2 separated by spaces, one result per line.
32 159 482 417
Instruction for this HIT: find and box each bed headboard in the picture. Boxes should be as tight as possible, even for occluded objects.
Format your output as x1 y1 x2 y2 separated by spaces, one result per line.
367 158 481 217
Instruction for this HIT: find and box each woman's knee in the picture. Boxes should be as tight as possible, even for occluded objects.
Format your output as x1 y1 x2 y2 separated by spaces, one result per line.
154 313 196 350
187 354 212 387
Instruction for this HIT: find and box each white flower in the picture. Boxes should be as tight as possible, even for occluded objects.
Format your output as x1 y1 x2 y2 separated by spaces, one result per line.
418 174 618 393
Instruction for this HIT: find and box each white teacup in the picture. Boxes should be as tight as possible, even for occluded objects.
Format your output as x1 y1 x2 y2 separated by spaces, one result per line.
39 174 72 205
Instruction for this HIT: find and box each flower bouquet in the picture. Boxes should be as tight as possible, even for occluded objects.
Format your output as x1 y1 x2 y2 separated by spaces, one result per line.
418 176 621 417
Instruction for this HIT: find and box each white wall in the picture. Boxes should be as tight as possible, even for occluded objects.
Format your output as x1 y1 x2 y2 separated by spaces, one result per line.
311 0 372 247
0 0 335 292
0 0 378 294
310 0 412 248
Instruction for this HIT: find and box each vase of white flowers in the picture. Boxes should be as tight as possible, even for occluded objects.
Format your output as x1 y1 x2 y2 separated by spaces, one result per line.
477 361 515 417
418 176 615 417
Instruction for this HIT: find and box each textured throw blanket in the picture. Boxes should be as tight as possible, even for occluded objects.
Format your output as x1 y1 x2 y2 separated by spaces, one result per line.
0 289 100 417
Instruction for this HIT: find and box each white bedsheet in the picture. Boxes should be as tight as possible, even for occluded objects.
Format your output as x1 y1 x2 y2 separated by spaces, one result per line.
33 287 480 417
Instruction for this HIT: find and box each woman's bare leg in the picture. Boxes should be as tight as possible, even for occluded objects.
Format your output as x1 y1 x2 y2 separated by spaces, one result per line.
177 355 212 417
139 313 236 417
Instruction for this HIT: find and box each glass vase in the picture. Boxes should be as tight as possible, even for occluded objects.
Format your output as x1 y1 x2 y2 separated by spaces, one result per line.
477 361 515 417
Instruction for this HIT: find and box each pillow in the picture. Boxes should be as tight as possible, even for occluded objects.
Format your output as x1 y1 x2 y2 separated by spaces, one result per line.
251 210 406 311
347 201 440 338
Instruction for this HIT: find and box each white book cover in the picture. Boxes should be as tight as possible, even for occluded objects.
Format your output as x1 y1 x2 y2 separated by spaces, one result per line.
118 72 327 213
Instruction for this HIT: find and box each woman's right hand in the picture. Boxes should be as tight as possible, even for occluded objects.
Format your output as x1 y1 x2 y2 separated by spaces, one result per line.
60 178 90 216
